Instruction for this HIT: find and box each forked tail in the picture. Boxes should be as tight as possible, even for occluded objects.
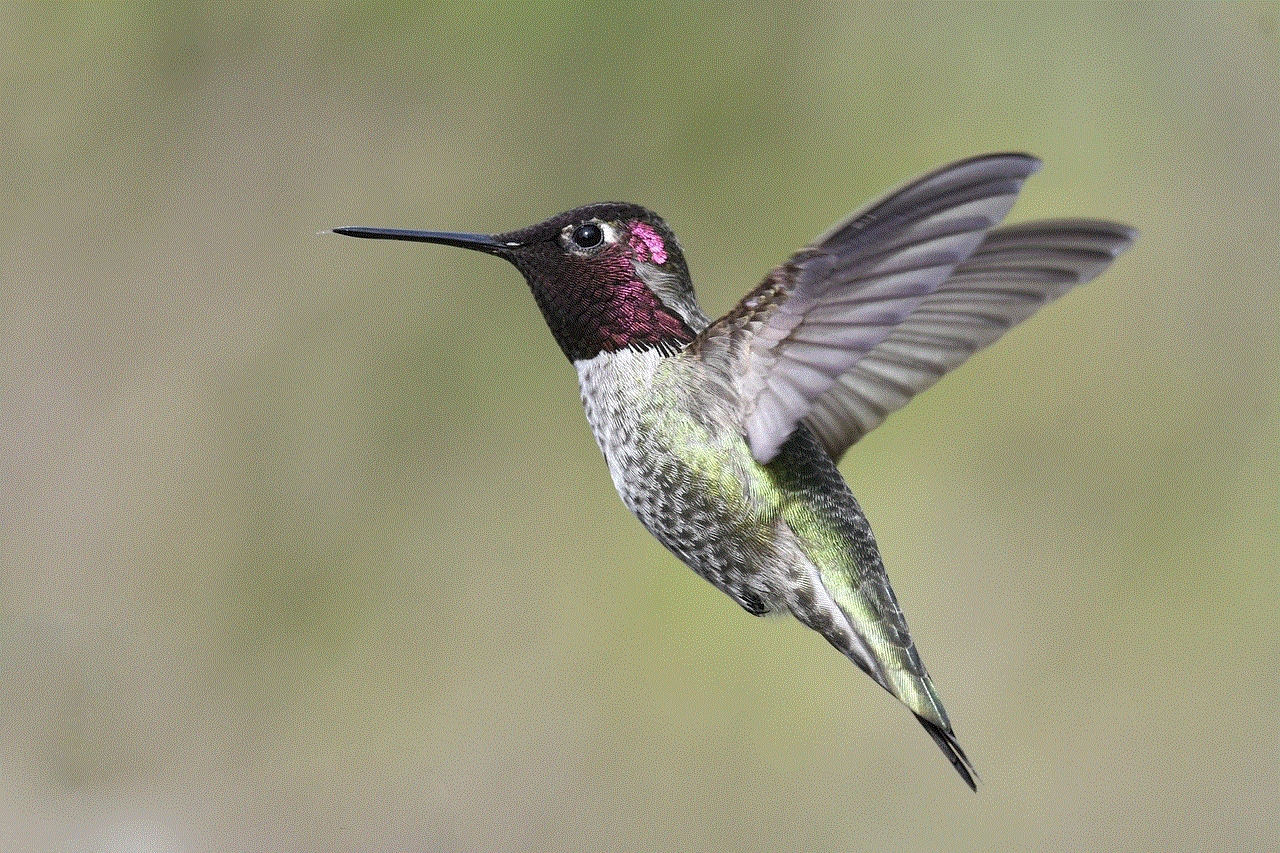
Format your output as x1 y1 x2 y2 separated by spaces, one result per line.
915 713 978 790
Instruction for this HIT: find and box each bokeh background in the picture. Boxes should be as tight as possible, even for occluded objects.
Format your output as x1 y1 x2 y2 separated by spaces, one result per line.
3 3 1276 851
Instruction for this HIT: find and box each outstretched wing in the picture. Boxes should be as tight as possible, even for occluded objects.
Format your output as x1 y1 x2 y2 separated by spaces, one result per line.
694 153 1046 464
802 219 1137 461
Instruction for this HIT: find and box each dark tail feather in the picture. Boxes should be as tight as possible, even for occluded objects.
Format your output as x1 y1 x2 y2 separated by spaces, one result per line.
915 714 978 790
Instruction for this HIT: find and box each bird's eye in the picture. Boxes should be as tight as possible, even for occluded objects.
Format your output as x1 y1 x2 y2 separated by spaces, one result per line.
571 223 603 248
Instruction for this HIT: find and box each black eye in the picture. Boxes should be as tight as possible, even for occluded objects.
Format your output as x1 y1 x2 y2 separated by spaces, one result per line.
571 223 603 248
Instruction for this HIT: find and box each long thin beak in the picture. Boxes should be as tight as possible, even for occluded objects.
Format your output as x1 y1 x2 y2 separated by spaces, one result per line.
331 226 514 256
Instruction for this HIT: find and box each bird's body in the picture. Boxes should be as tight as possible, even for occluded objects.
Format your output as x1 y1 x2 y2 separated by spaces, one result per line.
335 154 1135 788
577 345 969 777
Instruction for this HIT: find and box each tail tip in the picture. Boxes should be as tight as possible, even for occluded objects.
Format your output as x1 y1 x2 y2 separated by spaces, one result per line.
915 714 979 791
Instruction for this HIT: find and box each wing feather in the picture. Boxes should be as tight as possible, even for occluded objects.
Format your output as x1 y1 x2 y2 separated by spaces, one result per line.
802 219 1137 459
695 153 1050 463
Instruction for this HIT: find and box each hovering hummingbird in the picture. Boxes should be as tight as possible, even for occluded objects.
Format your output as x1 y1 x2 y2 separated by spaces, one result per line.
335 153 1135 789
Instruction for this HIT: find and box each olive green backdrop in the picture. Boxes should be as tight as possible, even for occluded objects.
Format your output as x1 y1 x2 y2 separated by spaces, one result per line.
3 3 1276 851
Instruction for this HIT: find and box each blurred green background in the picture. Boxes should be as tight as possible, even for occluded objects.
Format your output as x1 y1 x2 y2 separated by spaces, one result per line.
2 3 1276 851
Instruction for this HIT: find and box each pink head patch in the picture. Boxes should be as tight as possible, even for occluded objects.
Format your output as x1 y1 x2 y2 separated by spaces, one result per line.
630 222 668 265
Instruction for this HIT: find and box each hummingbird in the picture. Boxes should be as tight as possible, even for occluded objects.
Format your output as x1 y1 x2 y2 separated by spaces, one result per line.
334 153 1135 789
